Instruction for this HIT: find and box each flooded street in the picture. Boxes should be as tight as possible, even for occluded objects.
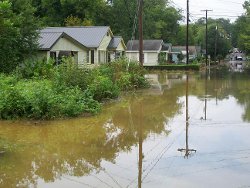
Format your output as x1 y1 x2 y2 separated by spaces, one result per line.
1 71 250 188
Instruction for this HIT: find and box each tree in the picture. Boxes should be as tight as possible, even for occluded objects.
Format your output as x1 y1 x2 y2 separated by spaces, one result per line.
31 0 108 26
207 24 231 60
0 0 40 73
233 0 250 54
106 0 182 42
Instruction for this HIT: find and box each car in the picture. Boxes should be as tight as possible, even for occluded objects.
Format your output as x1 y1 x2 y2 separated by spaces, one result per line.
237 56 243 61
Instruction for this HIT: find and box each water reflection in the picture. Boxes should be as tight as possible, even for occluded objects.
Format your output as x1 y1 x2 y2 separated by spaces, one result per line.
177 75 197 158
1 71 250 187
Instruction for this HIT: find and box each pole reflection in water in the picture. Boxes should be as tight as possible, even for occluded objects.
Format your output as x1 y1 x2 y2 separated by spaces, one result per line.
204 70 208 120
138 100 143 188
178 74 196 158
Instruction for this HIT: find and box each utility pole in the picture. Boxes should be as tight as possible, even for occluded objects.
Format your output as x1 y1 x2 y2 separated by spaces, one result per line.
201 9 212 67
186 0 189 64
178 75 196 158
139 0 144 66
214 22 218 63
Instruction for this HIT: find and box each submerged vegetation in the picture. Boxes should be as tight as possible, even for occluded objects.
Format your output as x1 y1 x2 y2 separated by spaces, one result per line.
0 58 149 120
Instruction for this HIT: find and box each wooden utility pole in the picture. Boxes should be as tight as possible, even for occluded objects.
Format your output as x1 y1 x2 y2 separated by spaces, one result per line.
186 0 189 64
214 23 218 63
201 10 212 67
139 0 144 66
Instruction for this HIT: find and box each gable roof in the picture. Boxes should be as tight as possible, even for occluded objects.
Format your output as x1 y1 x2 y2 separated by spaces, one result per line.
39 26 112 49
108 36 126 50
38 32 63 50
126 40 163 51
162 43 172 51
172 46 199 54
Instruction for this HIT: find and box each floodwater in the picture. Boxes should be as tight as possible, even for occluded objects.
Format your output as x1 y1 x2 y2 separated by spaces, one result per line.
1 71 250 188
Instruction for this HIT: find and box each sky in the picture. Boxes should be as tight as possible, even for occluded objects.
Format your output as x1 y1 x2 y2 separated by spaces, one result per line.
170 0 246 23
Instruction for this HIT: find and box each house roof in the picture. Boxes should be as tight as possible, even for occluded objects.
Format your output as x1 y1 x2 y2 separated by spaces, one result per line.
39 26 112 49
126 40 163 51
162 43 172 51
38 32 64 50
108 36 125 50
172 46 198 54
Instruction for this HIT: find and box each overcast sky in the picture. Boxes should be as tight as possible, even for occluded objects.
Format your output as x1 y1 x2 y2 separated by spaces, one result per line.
171 0 246 23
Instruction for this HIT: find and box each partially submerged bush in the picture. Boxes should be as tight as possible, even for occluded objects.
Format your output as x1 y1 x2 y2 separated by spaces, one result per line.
88 76 120 102
99 58 149 90
0 76 100 119
0 58 149 119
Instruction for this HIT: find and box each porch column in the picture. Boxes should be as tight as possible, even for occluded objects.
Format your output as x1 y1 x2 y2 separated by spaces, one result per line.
47 51 50 62
56 51 60 65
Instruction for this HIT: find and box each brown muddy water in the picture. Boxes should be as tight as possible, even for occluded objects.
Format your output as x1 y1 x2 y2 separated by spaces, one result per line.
1 71 250 188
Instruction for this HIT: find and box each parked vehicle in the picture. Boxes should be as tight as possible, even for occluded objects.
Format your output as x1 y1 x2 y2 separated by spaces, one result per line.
237 56 243 61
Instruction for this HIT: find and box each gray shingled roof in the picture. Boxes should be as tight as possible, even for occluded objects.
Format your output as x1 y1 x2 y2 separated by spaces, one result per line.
162 43 172 51
39 26 111 49
126 40 163 51
172 46 198 54
38 32 63 50
108 36 122 49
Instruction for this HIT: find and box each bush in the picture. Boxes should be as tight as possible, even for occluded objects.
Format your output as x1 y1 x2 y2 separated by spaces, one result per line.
116 72 133 90
16 59 54 79
53 58 93 91
0 75 100 119
0 57 149 119
88 76 120 102
99 58 149 91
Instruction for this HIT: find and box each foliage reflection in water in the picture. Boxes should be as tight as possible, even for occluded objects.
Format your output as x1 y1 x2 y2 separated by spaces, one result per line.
1 71 250 188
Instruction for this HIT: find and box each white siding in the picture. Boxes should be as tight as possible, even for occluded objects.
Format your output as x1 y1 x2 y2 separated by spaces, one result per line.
97 31 112 64
146 52 158 65
116 42 126 51
126 52 139 62
51 37 88 65
126 52 158 65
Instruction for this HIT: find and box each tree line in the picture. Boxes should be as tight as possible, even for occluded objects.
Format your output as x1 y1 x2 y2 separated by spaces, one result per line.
0 0 249 73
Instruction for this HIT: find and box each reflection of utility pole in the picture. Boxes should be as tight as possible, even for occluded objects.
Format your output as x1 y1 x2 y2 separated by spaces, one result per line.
178 75 196 158
186 0 189 65
138 123 143 188
205 71 208 120
201 9 213 67
139 0 144 66
138 97 143 188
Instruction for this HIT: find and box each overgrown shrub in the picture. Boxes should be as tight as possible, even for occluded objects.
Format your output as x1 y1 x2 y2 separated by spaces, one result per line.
0 57 149 119
0 75 100 119
53 58 93 91
88 76 120 102
116 72 132 90
99 58 149 90
16 59 54 79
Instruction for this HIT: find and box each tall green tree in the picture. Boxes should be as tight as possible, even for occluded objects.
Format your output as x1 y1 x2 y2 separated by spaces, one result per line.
107 0 182 42
31 0 108 26
233 0 250 54
0 0 40 73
